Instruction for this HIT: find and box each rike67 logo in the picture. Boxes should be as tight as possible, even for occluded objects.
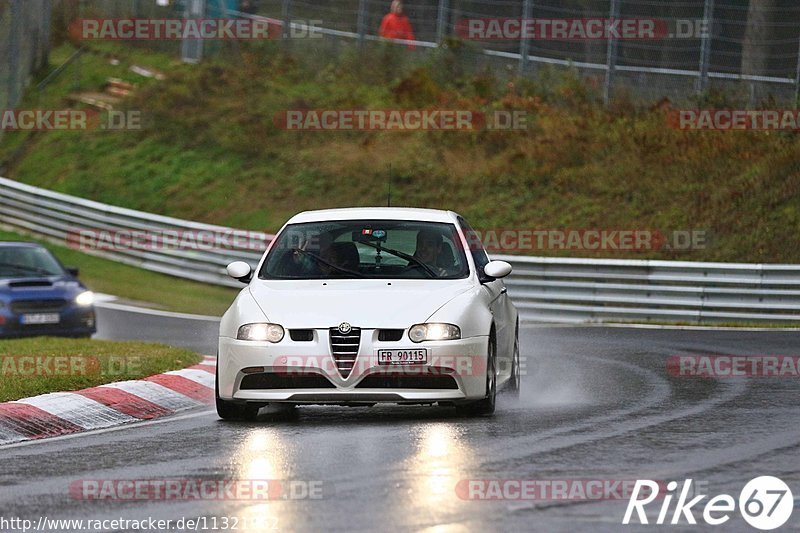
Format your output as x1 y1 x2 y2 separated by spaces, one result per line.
623 477 794 530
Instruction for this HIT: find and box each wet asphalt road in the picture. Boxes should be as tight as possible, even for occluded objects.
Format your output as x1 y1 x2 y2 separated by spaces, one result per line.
1 308 799 532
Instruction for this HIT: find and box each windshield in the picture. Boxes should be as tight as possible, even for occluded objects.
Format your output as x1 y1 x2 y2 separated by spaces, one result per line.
260 220 469 280
0 246 66 278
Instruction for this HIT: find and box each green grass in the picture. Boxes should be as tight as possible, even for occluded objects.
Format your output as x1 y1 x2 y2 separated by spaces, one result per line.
0 229 238 316
0 337 201 402
2 41 800 264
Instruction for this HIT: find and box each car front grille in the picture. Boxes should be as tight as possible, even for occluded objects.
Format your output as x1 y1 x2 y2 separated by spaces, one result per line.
240 372 336 390
10 299 67 314
356 370 459 390
329 326 361 378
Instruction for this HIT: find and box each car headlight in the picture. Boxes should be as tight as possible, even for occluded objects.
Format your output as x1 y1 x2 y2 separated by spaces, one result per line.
237 323 285 342
75 291 95 306
408 323 461 343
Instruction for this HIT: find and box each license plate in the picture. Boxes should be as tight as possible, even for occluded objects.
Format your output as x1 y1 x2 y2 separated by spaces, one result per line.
21 313 60 325
378 349 427 365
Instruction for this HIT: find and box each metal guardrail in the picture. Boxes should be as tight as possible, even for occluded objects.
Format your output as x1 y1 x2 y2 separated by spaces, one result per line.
502 256 800 324
1 176 799 324
0 177 266 288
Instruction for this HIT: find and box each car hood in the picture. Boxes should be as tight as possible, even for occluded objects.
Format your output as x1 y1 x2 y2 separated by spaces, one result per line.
248 279 474 328
0 276 85 301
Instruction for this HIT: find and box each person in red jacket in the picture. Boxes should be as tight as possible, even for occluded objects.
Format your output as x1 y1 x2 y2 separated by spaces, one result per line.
379 0 416 49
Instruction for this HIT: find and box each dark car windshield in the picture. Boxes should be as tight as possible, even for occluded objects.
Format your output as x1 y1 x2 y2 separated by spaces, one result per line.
259 220 469 280
0 246 66 278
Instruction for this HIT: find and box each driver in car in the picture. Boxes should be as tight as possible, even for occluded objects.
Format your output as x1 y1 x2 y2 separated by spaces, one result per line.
318 241 360 277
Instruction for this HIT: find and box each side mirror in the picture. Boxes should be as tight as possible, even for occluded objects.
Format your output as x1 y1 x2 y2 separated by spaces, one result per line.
482 260 512 281
227 261 252 283
66 267 80 277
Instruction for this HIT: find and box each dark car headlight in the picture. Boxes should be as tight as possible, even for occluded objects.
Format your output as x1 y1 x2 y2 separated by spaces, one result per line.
408 323 461 343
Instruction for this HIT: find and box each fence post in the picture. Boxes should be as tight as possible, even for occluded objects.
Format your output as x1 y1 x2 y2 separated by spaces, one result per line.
357 0 368 46
603 0 620 105
7 0 21 108
518 0 533 74
181 0 205 63
695 0 714 94
436 0 449 45
795 36 800 108
282 0 292 39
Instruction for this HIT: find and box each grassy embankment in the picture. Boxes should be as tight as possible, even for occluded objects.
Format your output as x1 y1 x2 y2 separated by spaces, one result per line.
0 337 201 402
3 40 799 263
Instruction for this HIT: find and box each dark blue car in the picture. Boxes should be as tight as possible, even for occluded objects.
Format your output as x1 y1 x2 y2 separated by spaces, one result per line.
0 242 96 338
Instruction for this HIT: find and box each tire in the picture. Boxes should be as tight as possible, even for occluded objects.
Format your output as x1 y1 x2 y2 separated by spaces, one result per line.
215 363 247 420
456 332 497 417
505 324 521 399
215 364 291 421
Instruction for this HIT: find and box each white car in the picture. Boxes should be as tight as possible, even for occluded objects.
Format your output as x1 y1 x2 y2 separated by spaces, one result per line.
216 208 519 419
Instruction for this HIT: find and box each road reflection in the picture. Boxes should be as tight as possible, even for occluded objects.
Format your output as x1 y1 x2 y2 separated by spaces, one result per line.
404 423 474 528
234 428 292 532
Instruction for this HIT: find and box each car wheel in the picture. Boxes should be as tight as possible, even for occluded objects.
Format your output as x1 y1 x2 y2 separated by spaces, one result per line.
215 364 247 420
456 332 497 417
505 325 521 399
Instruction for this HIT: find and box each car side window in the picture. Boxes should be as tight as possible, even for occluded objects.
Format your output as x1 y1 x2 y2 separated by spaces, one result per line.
457 217 490 272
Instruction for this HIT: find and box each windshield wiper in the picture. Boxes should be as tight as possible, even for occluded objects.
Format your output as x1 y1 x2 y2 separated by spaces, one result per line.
292 248 366 278
0 262 54 276
357 241 437 278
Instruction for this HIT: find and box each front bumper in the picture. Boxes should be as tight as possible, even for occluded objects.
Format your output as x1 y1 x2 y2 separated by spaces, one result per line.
0 306 96 338
218 330 489 404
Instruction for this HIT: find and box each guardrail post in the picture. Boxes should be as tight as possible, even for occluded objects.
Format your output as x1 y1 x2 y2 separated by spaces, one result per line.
518 0 533 74
281 0 292 39
357 0 368 46
695 0 714 94
436 0 449 45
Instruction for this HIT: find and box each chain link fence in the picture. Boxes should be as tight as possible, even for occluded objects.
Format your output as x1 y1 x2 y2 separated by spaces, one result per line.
232 0 800 104
5 1 800 111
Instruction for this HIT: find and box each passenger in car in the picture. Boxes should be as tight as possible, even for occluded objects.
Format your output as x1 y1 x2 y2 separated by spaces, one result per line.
407 229 449 276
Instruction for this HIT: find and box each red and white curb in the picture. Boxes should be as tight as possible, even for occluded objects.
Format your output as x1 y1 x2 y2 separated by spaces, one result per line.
0 356 216 445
